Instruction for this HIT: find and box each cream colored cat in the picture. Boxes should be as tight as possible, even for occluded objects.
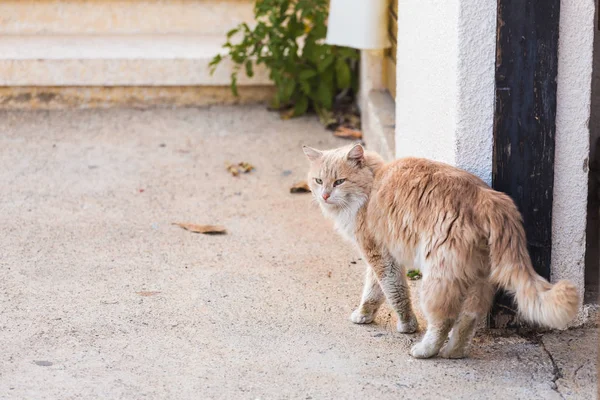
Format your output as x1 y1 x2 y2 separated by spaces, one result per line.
303 143 579 359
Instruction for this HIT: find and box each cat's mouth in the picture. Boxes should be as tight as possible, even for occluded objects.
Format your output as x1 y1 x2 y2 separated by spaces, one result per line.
322 198 340 207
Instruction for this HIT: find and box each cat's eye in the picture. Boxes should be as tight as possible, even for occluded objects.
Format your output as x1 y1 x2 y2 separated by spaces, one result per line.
333 179 346 187
314 178 323 184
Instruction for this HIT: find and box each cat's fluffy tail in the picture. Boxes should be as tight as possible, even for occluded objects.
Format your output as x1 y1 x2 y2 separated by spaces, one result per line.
483 191 579 329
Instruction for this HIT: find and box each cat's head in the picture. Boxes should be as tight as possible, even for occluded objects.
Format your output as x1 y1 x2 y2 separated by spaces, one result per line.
302 144 373 210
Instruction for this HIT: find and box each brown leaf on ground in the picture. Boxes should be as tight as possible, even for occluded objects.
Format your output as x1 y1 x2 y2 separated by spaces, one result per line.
334 126 363 140
238 161 254 173
225 163 240 176
346 114 361 128
290 181 311 193
225 161 254 176
172 222 227 235
137 291 161 297
279 108 296 120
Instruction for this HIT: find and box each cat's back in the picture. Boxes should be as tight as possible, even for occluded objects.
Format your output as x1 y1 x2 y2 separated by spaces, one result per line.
370 157 488 213
364 157 489 251
380 157 487 187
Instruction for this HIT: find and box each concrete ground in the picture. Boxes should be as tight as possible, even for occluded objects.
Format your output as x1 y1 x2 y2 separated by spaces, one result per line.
0 107 597 399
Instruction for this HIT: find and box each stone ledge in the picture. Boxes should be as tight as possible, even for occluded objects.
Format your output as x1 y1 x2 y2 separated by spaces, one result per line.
0 86 275 109
361 89 395 161
0 35 271 87
0 0 255 36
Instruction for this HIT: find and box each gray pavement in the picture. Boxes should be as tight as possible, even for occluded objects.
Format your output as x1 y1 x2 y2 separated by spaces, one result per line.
0 107 597 399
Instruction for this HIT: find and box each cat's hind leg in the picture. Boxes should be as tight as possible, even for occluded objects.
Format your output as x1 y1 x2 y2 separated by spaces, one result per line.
439 279 494 359
378 261 418 333
357 243 417 332
350 266 385 324
410 276 463 359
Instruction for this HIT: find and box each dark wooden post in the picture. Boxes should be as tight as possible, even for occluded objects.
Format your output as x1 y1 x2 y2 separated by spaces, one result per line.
491 0 560 328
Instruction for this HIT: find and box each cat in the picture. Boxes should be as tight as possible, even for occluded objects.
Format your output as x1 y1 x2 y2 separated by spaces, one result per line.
302 143 579 359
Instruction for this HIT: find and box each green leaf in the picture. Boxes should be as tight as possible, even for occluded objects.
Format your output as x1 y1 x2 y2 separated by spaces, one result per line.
335 59 351 89
299 69 317 80
302 39 319 64
280 78 296 103
299 80 311 95
226 27 240 39
293 95 309 116
208 54 223 75
245 60 254 78
311 24 327 39
337 47 359 60
317 53 335 73
230 73 239 97
270 92 281 110
316 83 333 110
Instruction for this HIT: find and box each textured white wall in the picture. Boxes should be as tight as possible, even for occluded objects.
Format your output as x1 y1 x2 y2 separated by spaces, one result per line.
454 2 497 184
395 0 459 166
552 0 595 309
393 0 595 313
394 0 496 184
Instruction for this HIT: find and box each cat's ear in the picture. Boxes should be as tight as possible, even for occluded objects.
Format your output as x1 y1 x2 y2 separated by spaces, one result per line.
347 144 364 162
302 145 323 161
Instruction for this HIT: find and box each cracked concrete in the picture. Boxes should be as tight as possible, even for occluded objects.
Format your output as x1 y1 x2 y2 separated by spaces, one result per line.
0 107 597 399
541 328 598 398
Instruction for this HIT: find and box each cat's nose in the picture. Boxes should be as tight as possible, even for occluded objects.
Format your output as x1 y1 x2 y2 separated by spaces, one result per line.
322 193 330 201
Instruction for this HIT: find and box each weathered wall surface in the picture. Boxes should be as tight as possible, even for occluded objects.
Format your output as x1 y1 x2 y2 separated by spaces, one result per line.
552 0 595 316
394 0 496 185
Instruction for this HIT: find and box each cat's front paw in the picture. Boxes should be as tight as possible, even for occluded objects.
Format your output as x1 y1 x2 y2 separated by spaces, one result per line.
410 341 439 359
439 345 468 359
350 308 375 324
397 317 418 333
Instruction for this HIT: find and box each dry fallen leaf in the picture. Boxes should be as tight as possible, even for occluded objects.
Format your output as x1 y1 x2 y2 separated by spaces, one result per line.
225 161 254 176
238 161 254 173
290 181 311 193
137 291 161 297
279 108 296 120
346 114 361 128
172 222 227 235
225 163 240 176
334 126 363 140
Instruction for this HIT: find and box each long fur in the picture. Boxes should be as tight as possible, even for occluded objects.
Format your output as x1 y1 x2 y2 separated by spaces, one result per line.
303 144 580 358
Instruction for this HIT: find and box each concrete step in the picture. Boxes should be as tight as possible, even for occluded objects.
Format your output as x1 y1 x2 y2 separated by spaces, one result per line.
0 35 271 86
0 0 255 36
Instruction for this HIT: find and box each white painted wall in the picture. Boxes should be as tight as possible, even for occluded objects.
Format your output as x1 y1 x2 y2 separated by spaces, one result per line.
394 0 496 185
392 0 596 318
552 0 595 312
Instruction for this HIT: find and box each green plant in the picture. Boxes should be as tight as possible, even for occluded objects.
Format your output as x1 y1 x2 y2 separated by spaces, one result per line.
406 270 422 281
209 0 359 118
